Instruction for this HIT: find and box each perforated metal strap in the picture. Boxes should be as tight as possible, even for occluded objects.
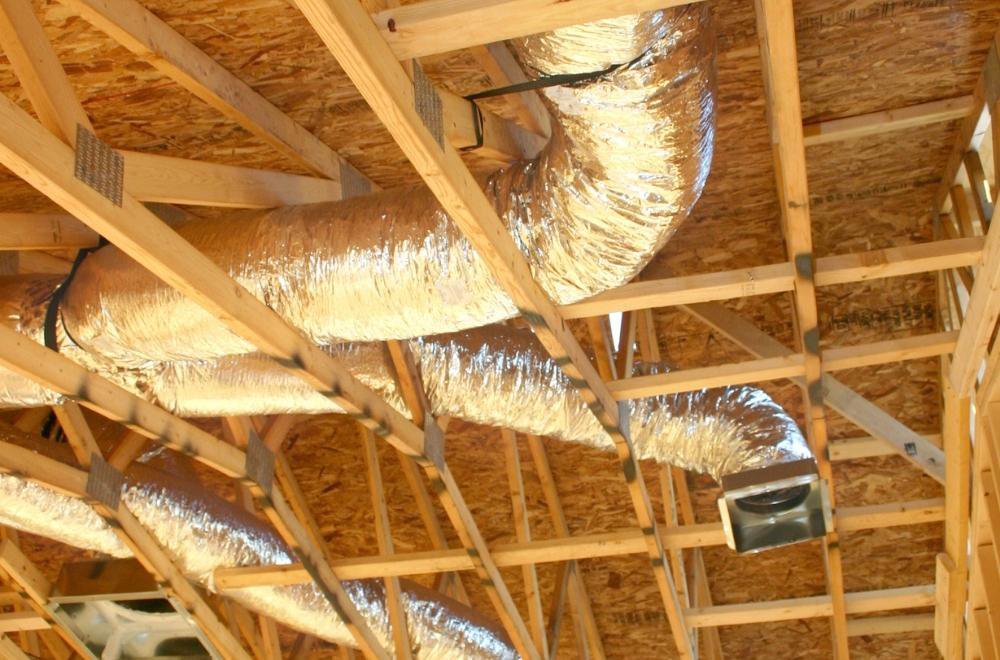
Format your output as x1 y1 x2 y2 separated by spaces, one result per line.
340 162 372 199
245 430 275 496
74 125 124 207
413 64 444 149
87 454 124 510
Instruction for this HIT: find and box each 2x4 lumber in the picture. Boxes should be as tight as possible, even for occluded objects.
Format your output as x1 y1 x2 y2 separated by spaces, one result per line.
0 331 388 658
108 429 150 470
51 402 102 468
937 377 972 657
525 435 606 659
846 613 935 637
561 236 983 318
372 0 704 60
0 635 30 660
604 330 957 400
501 430 548 655
0 0 92 145
683 302 947 483
0 213 98 250
935 33 998 210
802 96 975 146
121 151 344 208
472 43 551 138
965 150 994 230
213 497 944 586
975 544 1000 648
292 0 690 655
361 430 414 660
56 0 370 184
0 614 47 635
684 585 935 629
758 2 847 648
830 434 941 461
950 202 1000 396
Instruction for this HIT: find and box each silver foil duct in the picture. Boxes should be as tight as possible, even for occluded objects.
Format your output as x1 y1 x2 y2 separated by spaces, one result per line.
0 425 516 658
138 325 813 482
55 6 715 365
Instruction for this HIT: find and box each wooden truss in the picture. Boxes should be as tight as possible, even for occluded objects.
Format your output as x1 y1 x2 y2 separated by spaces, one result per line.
0 0 996 657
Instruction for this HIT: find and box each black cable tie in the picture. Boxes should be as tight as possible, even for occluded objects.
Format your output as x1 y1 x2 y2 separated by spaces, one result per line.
463 49 650 103
43 237 108 352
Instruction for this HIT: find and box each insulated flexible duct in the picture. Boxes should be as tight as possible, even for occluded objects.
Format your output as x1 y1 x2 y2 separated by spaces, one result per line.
55 6 715 365
0 425 516 658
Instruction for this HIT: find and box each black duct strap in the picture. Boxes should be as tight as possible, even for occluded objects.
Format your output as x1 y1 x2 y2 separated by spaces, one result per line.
463 49 650 103
43 238 108 352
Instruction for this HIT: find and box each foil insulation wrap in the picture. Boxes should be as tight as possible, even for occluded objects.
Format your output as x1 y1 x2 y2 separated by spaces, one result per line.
0 425 516 658
57 6 715 365
107 324 812 482
0 276 67 406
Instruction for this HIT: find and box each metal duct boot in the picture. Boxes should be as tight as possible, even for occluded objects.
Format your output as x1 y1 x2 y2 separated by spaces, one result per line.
717 459 833 554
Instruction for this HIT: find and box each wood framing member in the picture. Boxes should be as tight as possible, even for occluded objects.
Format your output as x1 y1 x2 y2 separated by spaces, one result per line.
685 585 935 628
608 330 957 399
947 34 1000 396
525 435 606 659
0 213 98 250
291 0 692 655
371 0 705 60
213 497 944 586
755 0 846 651
802 96 975 146
561 236 983 318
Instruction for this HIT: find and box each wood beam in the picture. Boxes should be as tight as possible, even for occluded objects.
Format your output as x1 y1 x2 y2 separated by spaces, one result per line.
361 429 414 659
0 213 98 250
291 0 691 655
121 151 345 208
685 585 934 629
525 435 606 659
501 430 547 655
847 613 935 637
213 497 943 586
561 236 983 318
0 0 92 145
471 43 551 138
372 0 704 60
803 96 974 147
830 434 941 461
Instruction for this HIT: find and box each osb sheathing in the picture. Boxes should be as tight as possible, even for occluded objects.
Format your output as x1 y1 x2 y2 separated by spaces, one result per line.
1 0 999 656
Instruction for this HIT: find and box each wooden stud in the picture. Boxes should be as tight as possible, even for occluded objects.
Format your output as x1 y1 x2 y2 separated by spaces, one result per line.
562 236 983 318
372 0 705 60
361 430 414 659
803 96 975 146
501 430 548 655
51 403 102 467
213 496 942 586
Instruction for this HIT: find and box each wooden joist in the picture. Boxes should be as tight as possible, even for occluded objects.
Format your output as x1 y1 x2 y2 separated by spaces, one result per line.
292 0 691 655
0 213 98 250
684 585 934 629
212 497 944 586
372 0 704 60
562 236 983 318
607 330 957 399
803 96 975 146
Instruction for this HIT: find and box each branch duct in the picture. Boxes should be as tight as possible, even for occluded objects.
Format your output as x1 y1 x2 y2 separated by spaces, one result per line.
0 425 516 658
